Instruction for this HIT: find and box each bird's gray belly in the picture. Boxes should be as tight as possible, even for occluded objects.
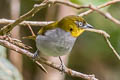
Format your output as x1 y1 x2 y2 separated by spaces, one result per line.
36 28 76 57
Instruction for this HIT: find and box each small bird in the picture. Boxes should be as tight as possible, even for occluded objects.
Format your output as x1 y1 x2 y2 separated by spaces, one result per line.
34 15 93 72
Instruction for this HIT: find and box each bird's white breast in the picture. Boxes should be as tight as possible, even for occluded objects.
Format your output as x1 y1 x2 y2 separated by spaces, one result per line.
36 28 76 57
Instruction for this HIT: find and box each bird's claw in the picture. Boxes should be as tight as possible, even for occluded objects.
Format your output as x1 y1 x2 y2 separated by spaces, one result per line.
59 63 66 72
32 50 40 61
58 56 66 73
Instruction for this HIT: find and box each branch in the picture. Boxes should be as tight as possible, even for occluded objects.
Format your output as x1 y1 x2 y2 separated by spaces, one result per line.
54 0 120 26
0 36 98 80
0 0 89 35
0 0 50 35
88 5 120 25
85 28 110 38
0 0 120 35
85 28 120 60
104 36 120 60
0 19 53 26
0 18 120 60
79 0 120 16
0 35 32 49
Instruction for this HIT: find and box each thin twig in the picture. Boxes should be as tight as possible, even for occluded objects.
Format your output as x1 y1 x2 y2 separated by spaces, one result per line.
0 35 32 49
0 36 98 80
104 36 120 60
35 61 48 73
85 28 120 61
88 5 120 25
79 0 120 16
0 38 33 58
0 19 53 26
26 23 36 36
85 28 110 38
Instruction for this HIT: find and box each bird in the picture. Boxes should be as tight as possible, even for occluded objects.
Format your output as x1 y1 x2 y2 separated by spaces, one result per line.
33 15 93 72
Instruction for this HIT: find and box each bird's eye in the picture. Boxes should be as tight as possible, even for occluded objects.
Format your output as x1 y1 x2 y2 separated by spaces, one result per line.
70 28 73 32
75 21 83 27
79 22 83 27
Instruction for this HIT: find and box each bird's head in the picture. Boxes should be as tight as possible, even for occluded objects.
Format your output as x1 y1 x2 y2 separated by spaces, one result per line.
57 15 93 37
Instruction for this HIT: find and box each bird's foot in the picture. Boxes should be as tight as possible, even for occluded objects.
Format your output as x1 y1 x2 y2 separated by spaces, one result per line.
59 56 66 73
59 62 66 73
32 50 40 61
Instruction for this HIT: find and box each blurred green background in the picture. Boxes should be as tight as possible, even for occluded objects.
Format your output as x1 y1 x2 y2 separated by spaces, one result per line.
0 0 120 80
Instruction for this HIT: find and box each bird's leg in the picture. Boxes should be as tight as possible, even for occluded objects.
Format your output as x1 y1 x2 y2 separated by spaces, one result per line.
59 56 66 72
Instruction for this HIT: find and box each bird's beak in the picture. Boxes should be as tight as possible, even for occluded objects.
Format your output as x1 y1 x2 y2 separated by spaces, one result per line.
84 23 93 28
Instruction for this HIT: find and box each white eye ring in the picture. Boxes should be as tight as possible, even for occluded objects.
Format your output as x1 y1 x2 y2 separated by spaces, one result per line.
79 22 83 26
